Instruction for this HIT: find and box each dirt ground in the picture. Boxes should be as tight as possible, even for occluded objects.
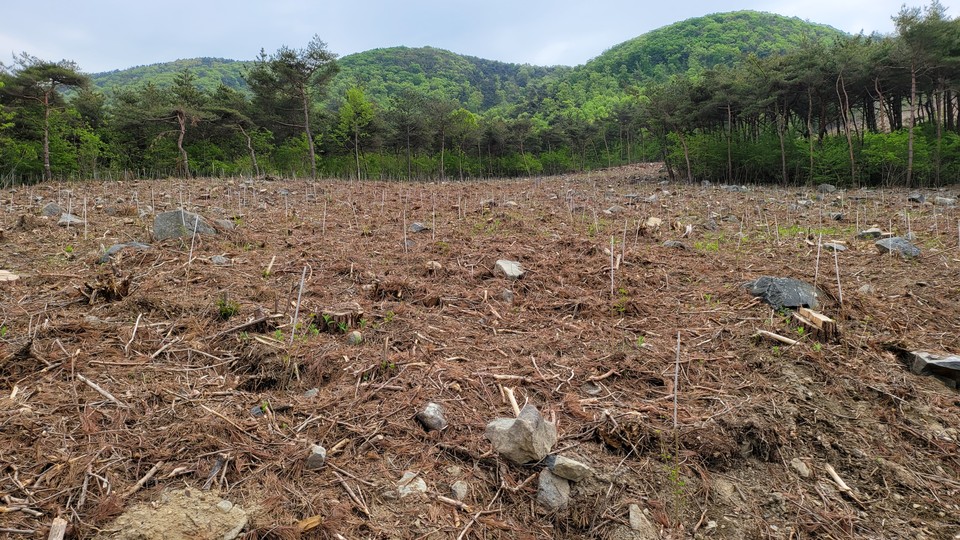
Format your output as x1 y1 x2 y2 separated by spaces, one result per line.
1 164 959 539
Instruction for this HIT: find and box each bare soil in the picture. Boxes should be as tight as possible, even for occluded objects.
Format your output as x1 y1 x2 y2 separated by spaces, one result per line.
1 164 959 539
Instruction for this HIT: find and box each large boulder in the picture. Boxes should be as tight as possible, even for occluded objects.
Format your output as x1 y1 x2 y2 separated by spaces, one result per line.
153 209 216 240
743 276 820 310
875 237 920 258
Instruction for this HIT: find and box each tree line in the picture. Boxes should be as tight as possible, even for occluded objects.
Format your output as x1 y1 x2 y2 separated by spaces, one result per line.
0 3 957 186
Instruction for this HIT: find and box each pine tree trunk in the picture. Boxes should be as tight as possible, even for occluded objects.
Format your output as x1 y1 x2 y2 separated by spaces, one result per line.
238 124 260 177
301 85 317 179
176 110 190 179
43 93 52 182
907 64 916 187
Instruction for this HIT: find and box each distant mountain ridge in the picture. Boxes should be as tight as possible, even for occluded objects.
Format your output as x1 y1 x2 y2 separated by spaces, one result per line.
89 11 847 111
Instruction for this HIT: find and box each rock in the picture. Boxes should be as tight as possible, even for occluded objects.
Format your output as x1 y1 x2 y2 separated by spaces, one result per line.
830 212 844 221
215 218 236 230
546 455 594 482
702 218 718 231
721 185 747 192
907 351 960 388
817 184 837 193
643 194 659 204
415 402 448 432
797 199 815 207
346 330 363 345
905 231 918 241
662 240 689 250
790 457 812 478
701 180 712 187
644 216 663 230
93 488 247 540
875 237 920 258
536 470 570 511
501 289 515 304
743 276 820 310
153 209 216 240
450 480 469 501
857 284 876 295
397 471 427 498
822 242 847 252
857 227 885 239
98 242 151 263
503 200 519 208
629 504 659 538
303 388 319 398
425 260 443 273
305 444 327 470
210 255 231 266
935 196 957 206
908 192 925 204
485 404 557 464
40 202 62 217
494 259 524 280
409 222 429 233
58 213 83 226
604 205 626 215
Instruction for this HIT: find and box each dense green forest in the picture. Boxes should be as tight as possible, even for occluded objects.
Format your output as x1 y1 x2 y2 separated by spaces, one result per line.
1 7 958 186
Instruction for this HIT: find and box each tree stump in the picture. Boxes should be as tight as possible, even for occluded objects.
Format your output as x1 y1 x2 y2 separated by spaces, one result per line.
793 308 838 342
320 302 363 333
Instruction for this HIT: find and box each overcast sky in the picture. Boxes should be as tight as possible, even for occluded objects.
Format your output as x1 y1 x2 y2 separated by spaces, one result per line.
0 1 951 73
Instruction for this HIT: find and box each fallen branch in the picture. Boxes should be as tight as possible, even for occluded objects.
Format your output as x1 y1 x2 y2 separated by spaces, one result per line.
754 330 798 346
47 517 68 540
76 374 130 409
123 461 163 498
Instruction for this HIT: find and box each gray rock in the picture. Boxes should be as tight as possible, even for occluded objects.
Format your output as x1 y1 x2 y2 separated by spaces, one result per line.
857 227 885 239
721 185 747 192
210 255 231 265
536 470 570 511
743 276 820 310
857 284 876 295
790 457 812 478
604 205 626 215
797 199 815 207
875 237 920 258
153 209 216 240
450 480 469 501
501 289 515 304
908 192 925 204
303 388 319 398
485 404 557 464
58 213 83 226
409 222 429 233
416 402 448 432
935 196 957 206
817 184 837 193
346 330 363 345
215 218 236 230
662 240 689 250
643 194 659 204
397 471 427 498
305 444 326 470
701 180 712 187
546 455 594 482
822 242 846 252
41 202 62 217
702 218 718 231
494 259 524 280
908 351 960 388
629 504 659 538
98 242 151 263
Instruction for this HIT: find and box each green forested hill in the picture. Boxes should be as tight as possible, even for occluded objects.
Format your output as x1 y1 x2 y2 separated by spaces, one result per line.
91 57 250 94
586 10 845 83
329 46 567 111
88 11 844 112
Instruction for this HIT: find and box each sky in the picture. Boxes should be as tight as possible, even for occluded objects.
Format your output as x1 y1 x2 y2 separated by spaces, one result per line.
0 0 953 73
